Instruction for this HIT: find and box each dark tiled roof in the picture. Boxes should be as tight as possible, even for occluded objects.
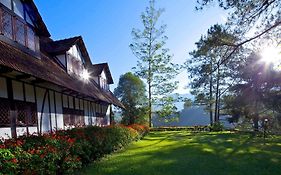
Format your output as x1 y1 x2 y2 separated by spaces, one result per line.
28 0 50 37
104 91 124 108
43 36 93 66
0 41 124 108
91 63 114 84
43 36 80 55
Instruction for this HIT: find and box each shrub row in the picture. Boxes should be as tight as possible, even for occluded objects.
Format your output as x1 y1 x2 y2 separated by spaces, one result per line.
150 126 210 132
0 124 149 175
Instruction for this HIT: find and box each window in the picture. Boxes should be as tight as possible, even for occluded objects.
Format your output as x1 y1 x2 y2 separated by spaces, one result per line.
14 18 25 45
26 27 35 50
15 101 37 127
63 108 84 127
13 0 24 18
0 0 12 10
0 98 37 127
2 10 13 39
0 3 37 52
0 98 10 127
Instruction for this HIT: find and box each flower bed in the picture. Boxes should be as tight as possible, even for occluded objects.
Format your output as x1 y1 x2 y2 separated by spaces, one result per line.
0 125 149 175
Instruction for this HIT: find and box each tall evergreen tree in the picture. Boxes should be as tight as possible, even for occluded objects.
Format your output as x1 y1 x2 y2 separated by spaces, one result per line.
114 72 148 125
130 0 180 127
187 24 239 125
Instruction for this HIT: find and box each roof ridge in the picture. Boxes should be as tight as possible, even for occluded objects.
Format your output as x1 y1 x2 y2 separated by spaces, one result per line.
52 36 81 43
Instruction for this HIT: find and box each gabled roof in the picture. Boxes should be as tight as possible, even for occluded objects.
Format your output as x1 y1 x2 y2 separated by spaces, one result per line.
91 63 114 84
27 0 50 37
43 36 80 55
43 36 92 65
0 40 124 108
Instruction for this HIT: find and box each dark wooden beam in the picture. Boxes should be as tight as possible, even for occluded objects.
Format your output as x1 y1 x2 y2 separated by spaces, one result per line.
0 67 13 74
16 74 31 80
31 78 45 84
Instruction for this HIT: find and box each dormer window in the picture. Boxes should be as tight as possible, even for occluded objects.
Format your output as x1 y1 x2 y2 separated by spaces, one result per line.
0 1 38 52
13 0 24 18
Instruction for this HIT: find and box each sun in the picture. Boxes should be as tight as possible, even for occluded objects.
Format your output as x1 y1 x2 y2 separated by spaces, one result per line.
260 46 281 70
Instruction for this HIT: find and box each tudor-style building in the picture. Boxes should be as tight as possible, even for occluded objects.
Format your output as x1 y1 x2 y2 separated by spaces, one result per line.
0 0 123 139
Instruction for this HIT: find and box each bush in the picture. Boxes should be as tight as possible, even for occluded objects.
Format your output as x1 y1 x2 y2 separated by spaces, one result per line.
210 122 224 131
0 124 147 175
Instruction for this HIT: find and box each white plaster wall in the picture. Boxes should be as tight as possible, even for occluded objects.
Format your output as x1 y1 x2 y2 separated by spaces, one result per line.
49 91 57 131
105 105 111 126
36 87 50 133
0 128 11 140
0 77 8 98
57 54 66 67
24 83 35 103
68 44 83 62
12 80 24 101
55 92 64 130
16 127 26 137
84 100 89 125
101 70 106 80
28 127 38 135
92 117 96 126
16 127 37 137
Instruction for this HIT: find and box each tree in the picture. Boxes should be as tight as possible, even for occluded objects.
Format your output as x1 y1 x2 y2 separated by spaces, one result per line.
114 72 148 125
195 0 281 66
187 24 238 125
130 0 180 127
223 52 281 131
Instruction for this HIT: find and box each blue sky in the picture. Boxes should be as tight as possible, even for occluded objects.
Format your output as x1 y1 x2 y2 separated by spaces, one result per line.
34 0 226 94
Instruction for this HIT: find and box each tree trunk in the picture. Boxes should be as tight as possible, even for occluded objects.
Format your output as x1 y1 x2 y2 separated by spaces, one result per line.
209 65 213 126
218 89 221 121
253 115 259 132
148 62 152 127
214 63 220 123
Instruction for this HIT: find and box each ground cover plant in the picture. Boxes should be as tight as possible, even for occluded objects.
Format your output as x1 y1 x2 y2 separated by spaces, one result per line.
83 130 281 175
0 124 149 175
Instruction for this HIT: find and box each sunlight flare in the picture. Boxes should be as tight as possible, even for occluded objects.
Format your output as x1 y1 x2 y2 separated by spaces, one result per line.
81 69 91 82
260 46 281 70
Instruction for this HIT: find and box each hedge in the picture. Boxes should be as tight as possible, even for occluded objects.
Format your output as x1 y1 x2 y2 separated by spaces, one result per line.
0 124 149 175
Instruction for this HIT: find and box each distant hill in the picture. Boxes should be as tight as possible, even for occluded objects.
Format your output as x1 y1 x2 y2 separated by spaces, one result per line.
152 105 234 128
153 106 210 127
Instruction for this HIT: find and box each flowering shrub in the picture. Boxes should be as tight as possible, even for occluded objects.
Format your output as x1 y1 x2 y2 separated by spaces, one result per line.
128 124 149 138
0 125 147 175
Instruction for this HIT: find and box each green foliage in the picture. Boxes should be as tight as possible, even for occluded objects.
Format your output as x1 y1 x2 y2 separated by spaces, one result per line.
0 125 149 174
196 0 281 38
187 24 239 124
114 72 148 126
209 122 224 131
130 0 180 125
0 149 18 175
222 52 281 131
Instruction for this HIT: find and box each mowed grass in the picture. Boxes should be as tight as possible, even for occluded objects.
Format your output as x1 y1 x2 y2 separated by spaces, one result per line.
82 131 281 175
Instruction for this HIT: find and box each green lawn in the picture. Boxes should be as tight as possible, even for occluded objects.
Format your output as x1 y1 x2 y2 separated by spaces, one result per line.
82 131 281 175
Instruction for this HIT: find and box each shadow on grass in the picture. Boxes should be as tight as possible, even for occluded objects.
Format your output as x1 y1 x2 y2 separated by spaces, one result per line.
82 131 281 175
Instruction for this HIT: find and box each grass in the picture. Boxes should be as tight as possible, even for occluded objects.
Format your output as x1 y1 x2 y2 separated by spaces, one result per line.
82 131 281 175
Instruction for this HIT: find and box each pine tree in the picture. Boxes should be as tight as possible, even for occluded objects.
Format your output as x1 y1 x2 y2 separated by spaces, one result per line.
130 0 180 127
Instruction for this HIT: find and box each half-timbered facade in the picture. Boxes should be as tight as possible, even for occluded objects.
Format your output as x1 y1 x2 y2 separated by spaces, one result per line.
0 0 123 139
